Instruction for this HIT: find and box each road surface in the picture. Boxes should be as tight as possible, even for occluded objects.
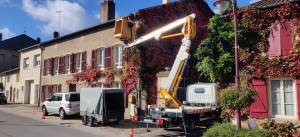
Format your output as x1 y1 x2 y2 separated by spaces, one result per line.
0 110 101 137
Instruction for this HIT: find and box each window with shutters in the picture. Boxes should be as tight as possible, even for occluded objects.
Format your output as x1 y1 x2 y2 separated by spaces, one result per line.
24 57 29 69
115 45 122 68
54 57 59 75
34 54 41 67
65 55 70 73
76 53 82 72
47 59 50 75
98 48 104 70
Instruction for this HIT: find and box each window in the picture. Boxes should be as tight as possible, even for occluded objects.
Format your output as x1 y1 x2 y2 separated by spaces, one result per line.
53 85 58 93
98 83 103 88
34 54 41 67
24 58 29 69
56 94 63 101
270 79 295 117
69 84 76 92
50 94 57 101
98 49 104 69
55 57 59 75
47 59 50 75
0 54 4 66
65 55 70 73
115 45 122 68
194 88 205 94
115 82 121 88
65 94 80 102
76 53 82 72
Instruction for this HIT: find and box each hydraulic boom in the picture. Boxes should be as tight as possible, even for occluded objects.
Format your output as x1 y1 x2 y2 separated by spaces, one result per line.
114 14 196 108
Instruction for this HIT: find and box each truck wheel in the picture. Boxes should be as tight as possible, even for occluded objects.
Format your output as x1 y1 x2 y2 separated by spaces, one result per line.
82 116 88 125
88 116 95 127
181 118 195 133
59 108 67 119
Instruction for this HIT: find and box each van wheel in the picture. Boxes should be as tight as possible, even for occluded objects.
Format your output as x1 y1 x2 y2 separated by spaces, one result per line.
59 108 66 119
82 116 88 125
42 106 49 116
88 116 95 127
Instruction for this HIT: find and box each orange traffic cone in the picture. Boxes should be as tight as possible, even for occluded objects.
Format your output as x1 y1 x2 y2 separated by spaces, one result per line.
42 112 46 119
129 129 133 137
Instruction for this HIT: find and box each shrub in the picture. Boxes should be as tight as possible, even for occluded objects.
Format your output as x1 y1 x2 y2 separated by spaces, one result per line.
259 119 297 137
203 122 270 137
203 123 238 137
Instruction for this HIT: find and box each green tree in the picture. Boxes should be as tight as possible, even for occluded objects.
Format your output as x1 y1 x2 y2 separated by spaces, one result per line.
194 14 258 86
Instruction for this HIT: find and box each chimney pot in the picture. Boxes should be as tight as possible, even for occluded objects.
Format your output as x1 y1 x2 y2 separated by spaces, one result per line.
36 37 41 43
53 31 59 39
100 0 115 23
163 0 171 4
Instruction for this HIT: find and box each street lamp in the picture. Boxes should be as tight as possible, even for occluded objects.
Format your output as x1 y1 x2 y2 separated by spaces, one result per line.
213 0 232 12
214 0 241 130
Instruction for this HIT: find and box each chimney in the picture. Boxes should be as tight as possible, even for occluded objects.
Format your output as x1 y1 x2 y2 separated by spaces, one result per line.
163 0 171 4
36 37 41 43
100 0 115 23
0 33 2 42
53 31 59 39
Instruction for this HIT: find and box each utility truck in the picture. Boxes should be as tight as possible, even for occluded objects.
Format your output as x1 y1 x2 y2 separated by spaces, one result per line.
114 14 220 132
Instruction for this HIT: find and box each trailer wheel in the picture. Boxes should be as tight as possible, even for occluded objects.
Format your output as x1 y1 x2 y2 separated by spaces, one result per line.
88 116 95 127
82 116 88 125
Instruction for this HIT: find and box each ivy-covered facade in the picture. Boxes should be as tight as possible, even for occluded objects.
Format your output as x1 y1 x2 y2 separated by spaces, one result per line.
196 1 300 120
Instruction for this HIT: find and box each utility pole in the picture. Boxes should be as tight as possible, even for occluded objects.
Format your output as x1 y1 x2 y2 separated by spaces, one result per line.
56 10 63 36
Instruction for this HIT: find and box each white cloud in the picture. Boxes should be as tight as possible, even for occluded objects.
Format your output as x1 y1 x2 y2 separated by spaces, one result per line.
94 12 100 20
0 0 10 4
22 0 92 36
0 27 16 40
250 0 262 4
115 11 120 18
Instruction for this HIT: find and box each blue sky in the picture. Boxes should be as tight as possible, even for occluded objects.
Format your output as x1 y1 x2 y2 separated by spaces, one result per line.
0 0 260 42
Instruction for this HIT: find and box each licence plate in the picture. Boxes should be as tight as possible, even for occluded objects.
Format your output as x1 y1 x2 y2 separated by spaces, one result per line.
143 119 154 123
109 118 117 122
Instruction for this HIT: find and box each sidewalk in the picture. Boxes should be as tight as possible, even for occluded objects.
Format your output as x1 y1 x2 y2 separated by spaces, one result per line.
0 103 188 137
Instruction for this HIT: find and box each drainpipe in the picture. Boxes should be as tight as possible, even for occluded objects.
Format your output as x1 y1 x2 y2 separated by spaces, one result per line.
38 44 44 107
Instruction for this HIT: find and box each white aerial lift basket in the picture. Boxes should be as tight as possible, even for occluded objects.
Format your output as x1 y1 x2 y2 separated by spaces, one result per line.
186 83 218 106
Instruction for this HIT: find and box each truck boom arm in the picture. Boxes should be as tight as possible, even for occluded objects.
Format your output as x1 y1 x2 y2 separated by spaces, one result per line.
114 14 197 108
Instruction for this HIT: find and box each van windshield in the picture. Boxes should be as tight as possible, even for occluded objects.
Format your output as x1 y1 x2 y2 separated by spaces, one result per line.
65 94 80 102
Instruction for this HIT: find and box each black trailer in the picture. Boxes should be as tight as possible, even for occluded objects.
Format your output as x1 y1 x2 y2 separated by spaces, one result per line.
80 88 124 127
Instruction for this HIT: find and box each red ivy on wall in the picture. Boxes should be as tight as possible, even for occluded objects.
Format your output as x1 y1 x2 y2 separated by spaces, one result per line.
126 0 214 103
228 2 300 80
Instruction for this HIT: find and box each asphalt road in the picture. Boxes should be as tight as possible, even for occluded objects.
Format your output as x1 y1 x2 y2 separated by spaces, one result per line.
0 110 101 137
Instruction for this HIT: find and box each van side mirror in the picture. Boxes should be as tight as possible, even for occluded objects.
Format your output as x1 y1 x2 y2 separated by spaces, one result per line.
47 98 51 102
